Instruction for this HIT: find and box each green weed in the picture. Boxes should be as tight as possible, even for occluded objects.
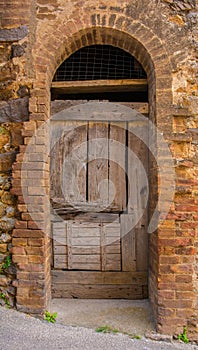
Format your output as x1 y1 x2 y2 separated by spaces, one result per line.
44 310 57 323
2 255 11 269
96 325 141 339
0 292 10 308
96 325 119 334
178 326 189 344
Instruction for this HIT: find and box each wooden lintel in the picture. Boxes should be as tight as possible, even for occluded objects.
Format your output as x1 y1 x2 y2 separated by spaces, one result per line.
51 79 148 94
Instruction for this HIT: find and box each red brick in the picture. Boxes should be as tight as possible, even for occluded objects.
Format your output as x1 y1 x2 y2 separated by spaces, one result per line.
12 255 28 264
28 238 45 246
11 247 26 255
28 255 45 263
12 238 27 247
27 221 39 229
13 229 44 238
15 220 27 229
25 247 44 255
17 296 45 306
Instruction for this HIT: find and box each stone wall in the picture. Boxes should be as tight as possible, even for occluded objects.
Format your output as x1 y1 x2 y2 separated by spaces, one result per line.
0 0 197 341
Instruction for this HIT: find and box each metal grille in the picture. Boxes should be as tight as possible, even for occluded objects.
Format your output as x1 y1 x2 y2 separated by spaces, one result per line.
53 45 147 81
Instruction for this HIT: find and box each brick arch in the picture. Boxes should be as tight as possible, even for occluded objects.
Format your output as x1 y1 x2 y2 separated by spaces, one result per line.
50 27 154 82
13 16 173 331
33 19 172 107
47 25 172 99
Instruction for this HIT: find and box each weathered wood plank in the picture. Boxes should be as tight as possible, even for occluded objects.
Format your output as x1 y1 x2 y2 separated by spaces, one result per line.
88 122 109 206
101 224 106 272
72 222 101 233
51 284 146 299
71 237 101 246
121 214 136 272
136 226 148 272
72 247 101 254
105 244 120 254
105 263 121 271
62 121 87 204
72 255 100 263
127 120 148 272
109 122 126 211
50 121 87 203
54 255 68 269
102 223 121 271
69 263 101 270
52 221 67 247
51 100 149 115
54 245 67 255
51 79 148 95
51 271 148 285
67 221 72 270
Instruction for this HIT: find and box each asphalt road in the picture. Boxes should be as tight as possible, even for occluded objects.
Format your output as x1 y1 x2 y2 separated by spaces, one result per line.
0 307 197 350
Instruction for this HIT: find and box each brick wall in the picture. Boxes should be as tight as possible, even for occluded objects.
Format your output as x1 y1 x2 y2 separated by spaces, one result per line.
0 0 197 341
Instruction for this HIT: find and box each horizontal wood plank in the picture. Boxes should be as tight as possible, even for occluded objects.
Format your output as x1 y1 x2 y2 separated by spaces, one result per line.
52 284 147 299
51 79 148 94
51 100 149 115
54 255 68 269
51 271 147 285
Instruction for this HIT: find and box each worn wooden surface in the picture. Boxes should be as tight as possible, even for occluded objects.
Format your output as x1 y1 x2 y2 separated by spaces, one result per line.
51 271 148 299
51 79 148 94
51 99 149 299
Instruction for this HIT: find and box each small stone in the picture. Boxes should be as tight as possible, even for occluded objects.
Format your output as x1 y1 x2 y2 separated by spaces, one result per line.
5 264 16 276
17 85 30 98
0 233 11 243
145 331 172 342
0 97 29 123
169 15 184 26
0 175 11 190
11 44 25 58
7 286 16 296
6 206 15 218
0 254 6 263
0 244 8 254
0 276 9 286
0 127 10 151
1 192 15 205
0 203 6 218
0 299 6 306
0 25 28 42
0 217 15 232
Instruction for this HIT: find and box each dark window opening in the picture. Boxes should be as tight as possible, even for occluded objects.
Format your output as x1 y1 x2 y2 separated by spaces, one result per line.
51 91 148 102
53 45 147 82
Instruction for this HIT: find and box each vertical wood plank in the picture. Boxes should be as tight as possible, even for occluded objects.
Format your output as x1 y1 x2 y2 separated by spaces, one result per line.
103 222 121 271
62 121 87 204
67 221 73 270
52 221 68 269
51 121 87 203
121 214 136 271
109 122 126 211
101 224 106 271
128 120 149 272
88 122 109 206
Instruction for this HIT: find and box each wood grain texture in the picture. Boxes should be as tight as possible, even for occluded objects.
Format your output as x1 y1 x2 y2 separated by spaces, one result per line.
52 284 147 299
109 122 126 211
51 79 148 95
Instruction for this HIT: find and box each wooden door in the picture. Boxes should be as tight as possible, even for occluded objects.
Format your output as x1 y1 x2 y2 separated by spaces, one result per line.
50 101 149 299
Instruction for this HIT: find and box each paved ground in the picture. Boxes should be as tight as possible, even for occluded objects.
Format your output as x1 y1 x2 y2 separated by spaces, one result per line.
50 299 154 336
0 306 197 350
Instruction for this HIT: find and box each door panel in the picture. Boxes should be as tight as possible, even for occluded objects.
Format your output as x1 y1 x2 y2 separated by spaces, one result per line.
51 100 149 299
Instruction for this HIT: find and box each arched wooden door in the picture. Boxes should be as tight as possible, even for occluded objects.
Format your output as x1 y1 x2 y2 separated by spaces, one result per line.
50 101 149 299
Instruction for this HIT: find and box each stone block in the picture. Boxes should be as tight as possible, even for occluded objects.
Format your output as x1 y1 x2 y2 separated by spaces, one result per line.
0 26 28 42
0 97 29 122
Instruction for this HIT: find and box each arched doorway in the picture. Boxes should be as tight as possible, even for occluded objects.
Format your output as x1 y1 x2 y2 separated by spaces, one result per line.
50 45 150 299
